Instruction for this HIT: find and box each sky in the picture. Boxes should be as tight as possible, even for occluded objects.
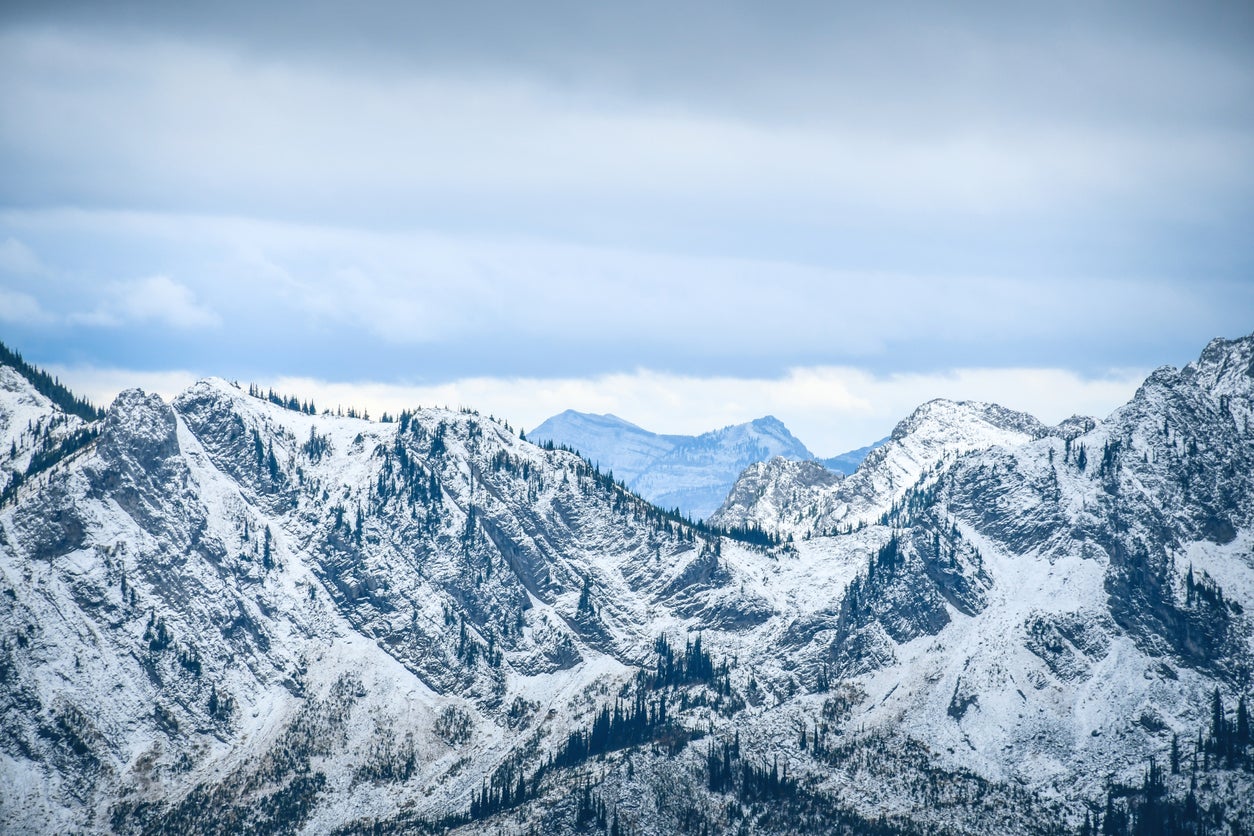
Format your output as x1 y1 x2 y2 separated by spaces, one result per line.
2 1 1253 455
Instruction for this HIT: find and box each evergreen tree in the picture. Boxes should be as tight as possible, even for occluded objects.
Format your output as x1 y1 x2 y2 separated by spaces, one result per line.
0 340 104 421
1210 688 1225 753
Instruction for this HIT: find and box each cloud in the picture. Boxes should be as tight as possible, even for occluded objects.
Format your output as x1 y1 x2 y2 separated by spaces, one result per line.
0 237 47 276
4 207 1247 383
45 365 200 409
1 11 1249 393
68 275 220 329
1 23 1250 245
0 289 54 324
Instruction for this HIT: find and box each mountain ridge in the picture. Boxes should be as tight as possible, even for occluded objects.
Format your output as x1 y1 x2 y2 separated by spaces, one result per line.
710 397 1099 538
2 335 1252 834
529 410 827 520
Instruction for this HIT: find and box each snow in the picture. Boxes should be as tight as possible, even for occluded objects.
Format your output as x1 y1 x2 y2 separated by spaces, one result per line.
714 398 1049 537
531 410 814 520
2 334 1253 833
0 365 86 491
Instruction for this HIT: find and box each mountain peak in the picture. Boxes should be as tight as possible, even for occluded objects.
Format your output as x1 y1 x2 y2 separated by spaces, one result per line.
99 388 181 473
1188 333 1254 398
742 415 803 442
531 410 813 519
535 409 648 434
716 396 1047 537
1197 332 1254 365
894 398 1046 442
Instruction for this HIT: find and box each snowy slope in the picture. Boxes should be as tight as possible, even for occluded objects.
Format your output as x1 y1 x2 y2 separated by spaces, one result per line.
0 365 88 497
712 457 845 537
0 376 788 834
2 335 1253 835
820 336 1254 815
711 399 1063 537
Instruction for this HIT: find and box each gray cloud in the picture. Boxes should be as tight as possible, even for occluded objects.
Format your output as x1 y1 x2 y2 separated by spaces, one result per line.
0 1 1251 394
0 289 52 325
2 21 1250 268
2 209 1250 383
0 237 46 275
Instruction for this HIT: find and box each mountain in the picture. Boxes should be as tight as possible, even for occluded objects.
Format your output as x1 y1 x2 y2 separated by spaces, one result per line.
2 335 1253 834
0 358 95 503
525 410 685 485
821 437 888 475
711 398 1091 538
0 374 778 834
529 410 816 520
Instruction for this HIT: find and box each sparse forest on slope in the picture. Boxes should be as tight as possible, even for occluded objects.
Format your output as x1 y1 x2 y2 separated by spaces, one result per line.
1 335 1252 835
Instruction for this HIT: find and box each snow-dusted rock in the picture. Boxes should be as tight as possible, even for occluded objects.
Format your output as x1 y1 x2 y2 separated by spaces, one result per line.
2 334 1253 835
712 398 1051 537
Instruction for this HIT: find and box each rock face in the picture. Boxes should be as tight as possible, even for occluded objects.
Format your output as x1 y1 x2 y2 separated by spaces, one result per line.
712 457 845 536
529 410 816 519
711 398 1067 537
2 335 1253 835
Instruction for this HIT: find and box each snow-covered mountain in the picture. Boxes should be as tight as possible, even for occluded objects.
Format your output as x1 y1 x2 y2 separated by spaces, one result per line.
2 334 1253 835
0 343 100 503
711 398 1092 538
821 437 888 475
529 410 816 520
0 373 771 835
525 410 685 486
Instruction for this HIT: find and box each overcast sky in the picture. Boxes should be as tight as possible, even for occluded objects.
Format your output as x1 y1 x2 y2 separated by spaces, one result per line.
2 1 1252 454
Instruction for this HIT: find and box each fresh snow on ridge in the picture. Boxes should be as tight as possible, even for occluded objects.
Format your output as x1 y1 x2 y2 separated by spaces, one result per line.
0 365 87 494
2 335 1253 834
711 398 1073 537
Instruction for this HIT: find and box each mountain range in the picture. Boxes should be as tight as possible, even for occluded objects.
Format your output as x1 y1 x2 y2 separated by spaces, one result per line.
527 410 880 520
2 334 1252 835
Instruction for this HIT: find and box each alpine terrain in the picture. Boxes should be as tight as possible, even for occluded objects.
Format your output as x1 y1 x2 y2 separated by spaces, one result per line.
527 410 817 520
2 333 1253 835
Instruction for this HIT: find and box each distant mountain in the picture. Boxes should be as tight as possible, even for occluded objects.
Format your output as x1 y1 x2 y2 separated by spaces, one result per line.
529 410 816 519
820 437 888 474
525 410 686 486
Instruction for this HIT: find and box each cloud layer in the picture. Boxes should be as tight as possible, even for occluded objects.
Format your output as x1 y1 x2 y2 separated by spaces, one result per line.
3 209 1249 383
2 2 1251 434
